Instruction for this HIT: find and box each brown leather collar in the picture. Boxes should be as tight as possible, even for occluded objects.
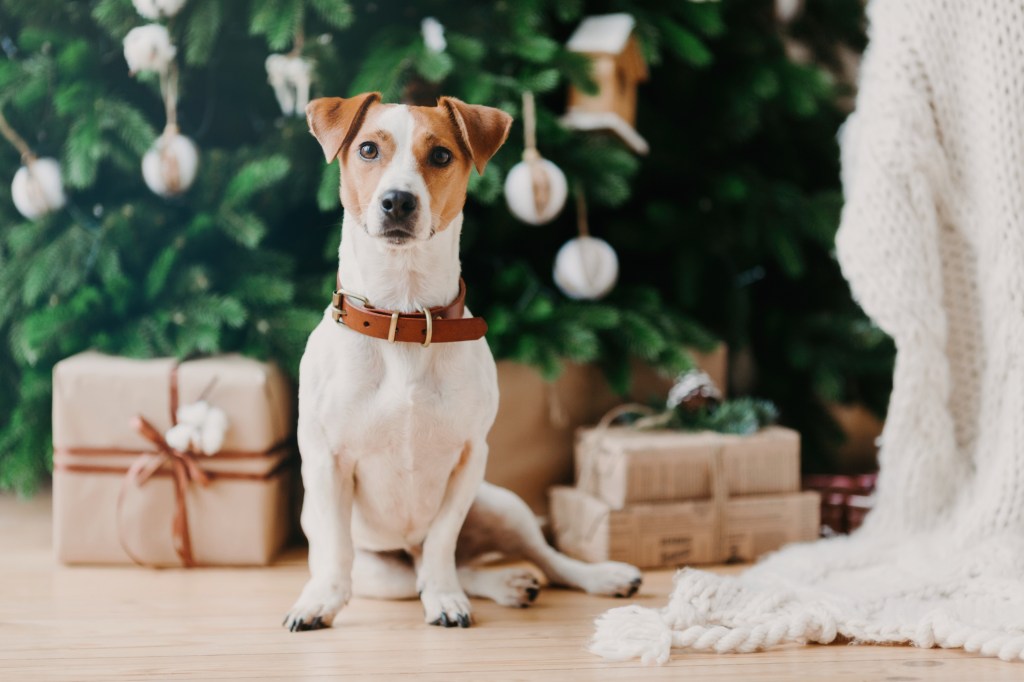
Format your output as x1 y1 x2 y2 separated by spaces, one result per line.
330 276 487 345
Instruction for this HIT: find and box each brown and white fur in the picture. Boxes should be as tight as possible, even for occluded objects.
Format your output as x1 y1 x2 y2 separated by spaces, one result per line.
284 93 641 632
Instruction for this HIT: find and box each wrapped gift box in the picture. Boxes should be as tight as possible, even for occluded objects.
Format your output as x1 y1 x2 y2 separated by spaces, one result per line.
486 345 728 514
550 486 820 569
52 352 295 567
574 425 800 509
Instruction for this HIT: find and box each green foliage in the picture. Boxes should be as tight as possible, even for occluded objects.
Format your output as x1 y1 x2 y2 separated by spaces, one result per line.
673 399 780 435
0 0 885 494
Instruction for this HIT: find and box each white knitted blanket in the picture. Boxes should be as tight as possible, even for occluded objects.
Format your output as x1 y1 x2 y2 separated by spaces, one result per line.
590 0 1024 664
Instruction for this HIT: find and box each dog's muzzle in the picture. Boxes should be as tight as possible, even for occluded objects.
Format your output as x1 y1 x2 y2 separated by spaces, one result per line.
379 190 419 242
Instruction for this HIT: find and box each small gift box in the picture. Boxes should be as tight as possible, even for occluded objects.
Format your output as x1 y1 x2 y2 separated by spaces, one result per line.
574 425 801 509
52 352 295 567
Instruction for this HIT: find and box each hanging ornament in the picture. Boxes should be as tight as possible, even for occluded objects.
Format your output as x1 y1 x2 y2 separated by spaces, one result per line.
561 14 649 155
667 369 723 413
421 17 447 53
12 159 65 220
123 24 176 75
553 186 618 300
504 91 567 225
131 0 187 20
0 109 65 220
143 126 198 197
266 54 312 116
139 62 199 197
774 0 805 24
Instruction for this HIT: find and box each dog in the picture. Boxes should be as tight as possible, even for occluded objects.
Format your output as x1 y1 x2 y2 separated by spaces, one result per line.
284 92 642 631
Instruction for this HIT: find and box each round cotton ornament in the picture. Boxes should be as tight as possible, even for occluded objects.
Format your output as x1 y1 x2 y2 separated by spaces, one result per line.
123 24 177 75
553 235 619 300
421 17 447 53
504 154 568 225
265 53 312 116
142 128 198 197
11 157 65 219
132 0 187 20
504 92 568 225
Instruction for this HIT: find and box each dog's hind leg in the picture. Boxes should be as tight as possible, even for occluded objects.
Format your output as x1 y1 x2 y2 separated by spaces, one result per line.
457 565 541 608
458 482 643 599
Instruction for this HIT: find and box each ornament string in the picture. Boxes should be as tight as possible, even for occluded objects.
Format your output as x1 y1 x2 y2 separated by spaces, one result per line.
288 25 305 58
574 182 599 291
522 90 538 157
0 107 36 163
521 91 551 216
575 181 589 237
159 61 180 134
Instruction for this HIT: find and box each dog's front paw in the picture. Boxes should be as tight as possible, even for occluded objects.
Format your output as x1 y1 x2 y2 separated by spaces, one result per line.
578 561 643 598
421 588 472 628
283 577 351 632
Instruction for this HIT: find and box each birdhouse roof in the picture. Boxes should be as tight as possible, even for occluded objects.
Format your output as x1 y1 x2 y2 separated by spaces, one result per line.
566 13 637 55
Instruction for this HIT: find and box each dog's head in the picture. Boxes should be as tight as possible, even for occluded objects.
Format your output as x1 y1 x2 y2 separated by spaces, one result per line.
307 93 512 246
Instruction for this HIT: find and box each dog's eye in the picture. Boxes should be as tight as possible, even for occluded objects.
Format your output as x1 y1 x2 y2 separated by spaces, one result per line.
358 142 379 160
429 147 453 167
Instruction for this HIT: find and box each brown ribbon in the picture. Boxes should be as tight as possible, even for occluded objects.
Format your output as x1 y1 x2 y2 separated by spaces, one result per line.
115 414 211 568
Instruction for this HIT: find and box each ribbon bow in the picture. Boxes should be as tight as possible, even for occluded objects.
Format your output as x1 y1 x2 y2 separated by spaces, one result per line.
117 414 212 567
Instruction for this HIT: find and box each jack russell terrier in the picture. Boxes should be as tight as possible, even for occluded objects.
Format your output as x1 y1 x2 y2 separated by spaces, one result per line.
284 92 642 631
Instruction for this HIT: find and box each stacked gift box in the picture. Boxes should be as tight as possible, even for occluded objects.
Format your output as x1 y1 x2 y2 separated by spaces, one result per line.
550 424 820 569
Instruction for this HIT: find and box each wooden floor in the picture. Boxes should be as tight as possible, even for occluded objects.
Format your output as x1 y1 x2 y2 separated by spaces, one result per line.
2 494 1020 681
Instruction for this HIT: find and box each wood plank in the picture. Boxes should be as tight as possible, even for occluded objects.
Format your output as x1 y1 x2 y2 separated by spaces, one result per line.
0 492 1018 681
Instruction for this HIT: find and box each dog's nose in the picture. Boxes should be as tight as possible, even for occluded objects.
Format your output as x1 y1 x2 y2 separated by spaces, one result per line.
380 190 418 221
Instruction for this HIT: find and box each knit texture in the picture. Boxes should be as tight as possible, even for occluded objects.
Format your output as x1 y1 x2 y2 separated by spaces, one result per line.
589 0 1024 664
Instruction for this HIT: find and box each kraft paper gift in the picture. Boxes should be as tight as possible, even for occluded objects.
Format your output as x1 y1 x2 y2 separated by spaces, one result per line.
52 352 294 567
574 425 800 509
550 486 820 569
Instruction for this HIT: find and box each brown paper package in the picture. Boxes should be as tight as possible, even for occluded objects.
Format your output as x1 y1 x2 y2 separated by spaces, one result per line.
485 345 727 513
52 352 294 567
574 426 800 509
549 486 820 569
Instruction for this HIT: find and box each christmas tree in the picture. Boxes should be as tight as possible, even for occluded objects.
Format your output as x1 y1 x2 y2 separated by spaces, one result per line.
0 0 889 494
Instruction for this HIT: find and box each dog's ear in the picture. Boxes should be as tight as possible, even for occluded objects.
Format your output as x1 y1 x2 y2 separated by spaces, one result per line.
306 92 381 163
440 97 513 175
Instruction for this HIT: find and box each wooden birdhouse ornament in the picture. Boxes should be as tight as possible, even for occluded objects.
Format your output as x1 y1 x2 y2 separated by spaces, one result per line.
561 13 649 155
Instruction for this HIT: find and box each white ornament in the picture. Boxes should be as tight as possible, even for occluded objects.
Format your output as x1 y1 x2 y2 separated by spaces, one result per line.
421 17 447 53
142 129 199 197
132 0 187 20
164 400 229 456
553 236 619 300
504 157 568 225
775 0 804 23
123 24 177 75
265 54 312 116
11 158 66 220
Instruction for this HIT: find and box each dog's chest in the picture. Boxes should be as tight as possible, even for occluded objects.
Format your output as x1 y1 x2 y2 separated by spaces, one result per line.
314 330 497 549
